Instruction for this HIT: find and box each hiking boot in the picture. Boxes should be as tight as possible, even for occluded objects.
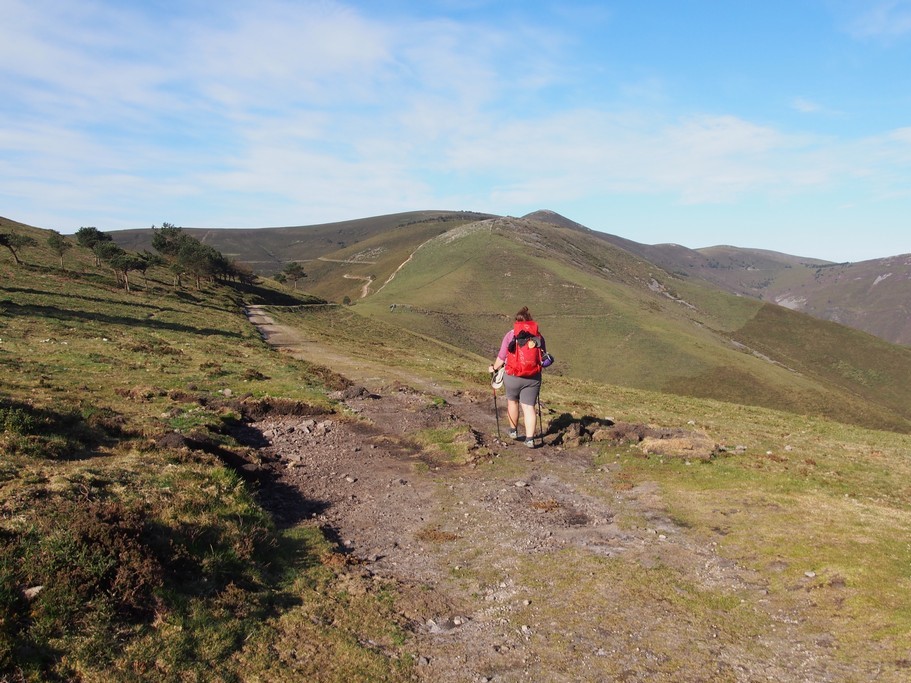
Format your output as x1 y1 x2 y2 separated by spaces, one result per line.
525 438 537 448
507 428 519 439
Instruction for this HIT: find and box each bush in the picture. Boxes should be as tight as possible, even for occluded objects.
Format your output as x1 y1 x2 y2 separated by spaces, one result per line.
0 398 126 459
0 498 164 679
0 404 37 435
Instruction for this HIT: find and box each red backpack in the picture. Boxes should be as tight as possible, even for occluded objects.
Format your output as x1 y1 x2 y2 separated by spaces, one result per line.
506 320 543 378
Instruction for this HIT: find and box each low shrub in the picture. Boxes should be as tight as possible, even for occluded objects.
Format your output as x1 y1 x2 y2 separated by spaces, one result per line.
0 497 164 679
0 398 117 459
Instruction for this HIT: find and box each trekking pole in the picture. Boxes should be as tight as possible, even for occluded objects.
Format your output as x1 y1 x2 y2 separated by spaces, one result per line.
536 375 544 447
491 373 501 441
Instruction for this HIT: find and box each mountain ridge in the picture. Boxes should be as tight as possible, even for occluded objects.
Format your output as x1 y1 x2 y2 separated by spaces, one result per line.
515 211 911 346
6 208 909 345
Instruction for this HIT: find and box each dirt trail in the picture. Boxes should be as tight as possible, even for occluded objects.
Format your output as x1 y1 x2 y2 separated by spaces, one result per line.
245 306 445 393
342 274 375 298
241 307 876 683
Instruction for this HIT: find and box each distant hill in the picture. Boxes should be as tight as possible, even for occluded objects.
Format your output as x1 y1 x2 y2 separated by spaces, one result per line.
339 213 911 432
748 254 911 346
110 211 495 277
528 212 911 346
42 205 911 347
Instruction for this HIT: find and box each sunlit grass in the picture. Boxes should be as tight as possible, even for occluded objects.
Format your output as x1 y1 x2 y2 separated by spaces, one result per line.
1 237 412 681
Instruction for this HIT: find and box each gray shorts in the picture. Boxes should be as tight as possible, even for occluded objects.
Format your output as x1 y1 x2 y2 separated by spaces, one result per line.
504 373 541 406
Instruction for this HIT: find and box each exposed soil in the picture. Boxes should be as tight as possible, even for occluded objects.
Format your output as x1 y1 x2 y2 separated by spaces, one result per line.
238 306 893 682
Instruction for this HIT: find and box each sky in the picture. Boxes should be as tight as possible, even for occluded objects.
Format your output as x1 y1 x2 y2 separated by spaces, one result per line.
2 0 910 262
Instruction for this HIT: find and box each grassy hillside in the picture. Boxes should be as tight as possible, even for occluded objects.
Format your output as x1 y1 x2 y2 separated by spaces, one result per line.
109 208 911 345
110 211 495 277
760 256 911 345
103 210 911 345
299 216 478 304
0 226 413 681
4 217 911 680
580 216 911 347
351 216 911 433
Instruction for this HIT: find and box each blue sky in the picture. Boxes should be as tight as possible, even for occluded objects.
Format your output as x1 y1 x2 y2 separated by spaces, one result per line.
2 0 910 262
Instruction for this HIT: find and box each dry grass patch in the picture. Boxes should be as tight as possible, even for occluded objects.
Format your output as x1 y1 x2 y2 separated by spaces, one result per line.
508 549 769 681
529 498 562 512
415 526 461 543
608 428 911 673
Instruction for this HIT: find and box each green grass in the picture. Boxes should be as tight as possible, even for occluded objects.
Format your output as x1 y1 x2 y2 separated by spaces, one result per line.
270 303 488 390
5 216 911 680
0 227 414 681
411 425 482 464
584 400 911 669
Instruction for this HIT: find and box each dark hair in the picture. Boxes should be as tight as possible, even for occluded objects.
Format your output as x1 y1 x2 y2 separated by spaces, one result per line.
515 306 532 322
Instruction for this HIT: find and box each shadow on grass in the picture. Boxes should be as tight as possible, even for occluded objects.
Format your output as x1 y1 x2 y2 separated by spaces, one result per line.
200 420 332 530
1 285 180 311
231 280 326 307
0 395 128 459
3 282 240 314
317 524 354 556
0 300 243 338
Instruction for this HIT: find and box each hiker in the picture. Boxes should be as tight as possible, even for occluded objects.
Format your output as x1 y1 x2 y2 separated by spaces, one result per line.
488 306 547 448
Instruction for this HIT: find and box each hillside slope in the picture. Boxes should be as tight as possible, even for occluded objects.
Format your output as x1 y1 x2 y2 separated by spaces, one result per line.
4 218 911 682
110 211 495 277
345 215 911 433
0 224 425 680
757 254 911 345
577 221 911 346
105 208 911 346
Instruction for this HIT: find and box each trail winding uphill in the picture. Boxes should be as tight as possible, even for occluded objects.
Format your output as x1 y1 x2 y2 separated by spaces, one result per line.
342 273 374 298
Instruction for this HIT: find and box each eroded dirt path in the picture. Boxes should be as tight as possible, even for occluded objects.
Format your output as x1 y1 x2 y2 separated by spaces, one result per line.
242 306 879 683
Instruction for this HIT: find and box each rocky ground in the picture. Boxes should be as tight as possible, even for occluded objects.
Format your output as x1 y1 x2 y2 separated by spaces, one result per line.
237 307 881 683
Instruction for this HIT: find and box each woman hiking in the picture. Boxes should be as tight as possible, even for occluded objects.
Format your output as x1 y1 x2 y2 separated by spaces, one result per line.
488 306 547 448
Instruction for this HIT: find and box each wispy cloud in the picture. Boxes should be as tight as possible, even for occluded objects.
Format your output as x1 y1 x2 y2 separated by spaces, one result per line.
445 110 851 207
790 97 846 119
0 0 571 227
0 0 910 261
792 97 822 113
845 0 911 40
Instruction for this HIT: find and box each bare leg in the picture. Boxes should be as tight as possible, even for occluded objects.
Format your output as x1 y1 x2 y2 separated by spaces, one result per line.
521 402 537 440
507 399 519 430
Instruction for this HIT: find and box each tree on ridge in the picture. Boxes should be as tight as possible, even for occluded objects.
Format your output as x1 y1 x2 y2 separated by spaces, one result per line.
0 231 38 265
47 231 73 268
75 227 113 266
282 262 307 290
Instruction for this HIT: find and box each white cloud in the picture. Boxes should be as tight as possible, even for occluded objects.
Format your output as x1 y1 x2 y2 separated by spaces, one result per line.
1 0 910 253
437 110 844 206
792 97 822 113
845 0 911 40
